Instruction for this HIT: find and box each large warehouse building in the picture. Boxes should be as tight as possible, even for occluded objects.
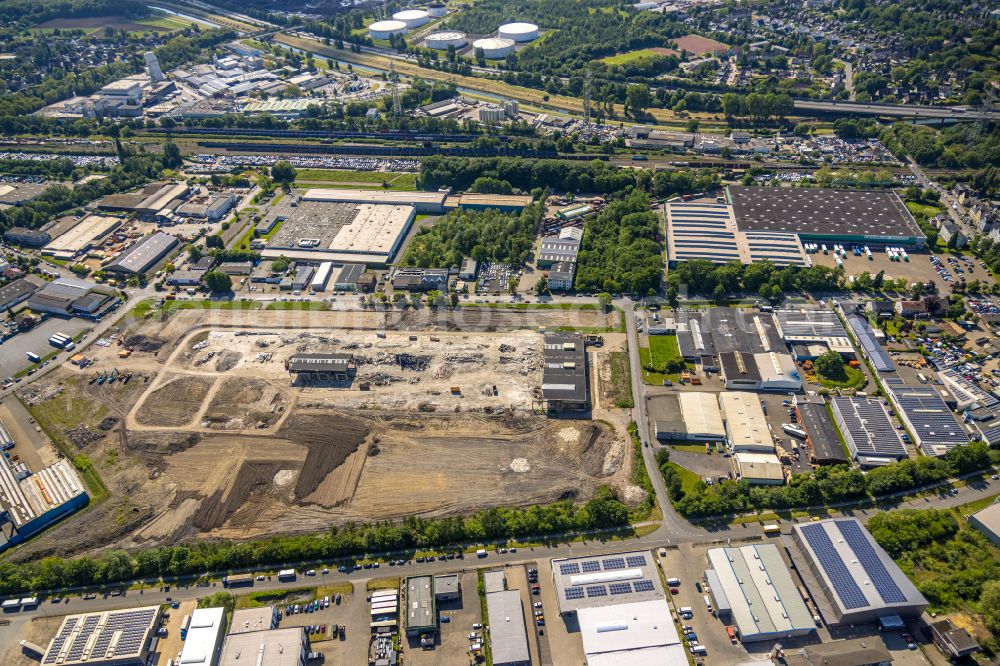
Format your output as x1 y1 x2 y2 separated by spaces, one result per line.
0 457 89 553
705 544 815 642
727 185 926 248
41 214 121 260
219 627 307 666
831 396 907 467
41 606 161 666
104 232 179 276
787 518 928 626
261 199 416 266
485 589 530 666
550 551 687 664
178 607 226 666
301 188 447 213
883 382 970 456
719 392 773 452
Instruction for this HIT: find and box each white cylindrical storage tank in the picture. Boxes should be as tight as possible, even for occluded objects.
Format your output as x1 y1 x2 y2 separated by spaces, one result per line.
426 2 447 17
425 31 467 50
472 37 515 59
369 20 408 39
393 9 430 28
498 22 539 42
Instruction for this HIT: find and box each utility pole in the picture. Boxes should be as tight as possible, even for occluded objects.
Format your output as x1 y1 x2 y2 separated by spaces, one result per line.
388 60 402 117
968 85 995 145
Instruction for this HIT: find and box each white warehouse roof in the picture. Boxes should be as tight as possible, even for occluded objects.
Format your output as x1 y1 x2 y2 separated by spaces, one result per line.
577 599 687 666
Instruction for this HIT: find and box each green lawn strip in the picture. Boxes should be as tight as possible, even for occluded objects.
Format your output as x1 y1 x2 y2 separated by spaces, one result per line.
664 461 702 494
476 571 494 665
955 491 1000 516
627 423 657 521
609 351 634 408
599 48 661 65
264 301 329 311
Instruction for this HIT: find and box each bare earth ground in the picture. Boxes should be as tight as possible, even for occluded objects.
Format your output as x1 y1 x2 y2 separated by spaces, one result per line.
11 306 629 561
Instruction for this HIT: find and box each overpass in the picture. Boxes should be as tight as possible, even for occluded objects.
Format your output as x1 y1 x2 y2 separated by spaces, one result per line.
793 99 998 122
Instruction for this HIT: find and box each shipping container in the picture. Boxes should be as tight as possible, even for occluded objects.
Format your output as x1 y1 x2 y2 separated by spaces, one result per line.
26 352 40 364
278 569 297 581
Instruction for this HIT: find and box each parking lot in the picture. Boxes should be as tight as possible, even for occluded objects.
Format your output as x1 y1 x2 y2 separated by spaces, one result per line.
0 316 93 380
263 582 367 665
535 557 584 666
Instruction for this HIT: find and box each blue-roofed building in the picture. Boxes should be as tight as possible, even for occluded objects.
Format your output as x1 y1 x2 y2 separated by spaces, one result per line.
886 384 971 456
844 314 894 373
787 518 927 626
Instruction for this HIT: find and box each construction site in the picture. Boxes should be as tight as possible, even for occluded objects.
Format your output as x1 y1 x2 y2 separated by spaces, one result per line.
8 304 628 561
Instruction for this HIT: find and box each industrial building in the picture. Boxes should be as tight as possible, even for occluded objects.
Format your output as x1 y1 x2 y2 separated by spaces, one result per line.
0 456 89 552
218 627 307 666
885 383 970 456
734 453 785 485
969 501 1000 547
41 605 161 666
404 576 437 637
391 267 449 291
541 333 589 411
26 278 119 318
675 307 786 360
830 397 907 466
485 590 530 666
671 392 726 441
843 313 895 373
228 607 279 635
719 392 773 452
537 227 583 268
705 544 814 642
0 275 44 311
301 188 447 213
4 226 51 247
332 263 366 291
776 636 893 666
433 574 460 602
452 193 533 212
937 368 997 412
665 202 808 266
787 518 928 626
285 354 354 383
719 351 802 391
104 232 179 275
547 261 576 291
97 182 190 216
795 401 849 465
178 607 226 666
41 215 122 260
728 186 926 247
773 308 855 356
262 200 416 266
550 551 686 664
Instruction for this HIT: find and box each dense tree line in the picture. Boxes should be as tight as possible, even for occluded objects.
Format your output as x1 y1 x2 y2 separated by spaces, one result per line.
575 191 663 295
869 508 1000 638
418 156 718 198
720 92 795 121
665 442 992 517
0 493 631 595
880 122 1000 169
667 259 846 304
0 151 162 233
402 204 541 268
0 0 144 27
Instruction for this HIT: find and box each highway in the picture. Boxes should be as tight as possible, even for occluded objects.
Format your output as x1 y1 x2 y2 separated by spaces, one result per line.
793 99 996 121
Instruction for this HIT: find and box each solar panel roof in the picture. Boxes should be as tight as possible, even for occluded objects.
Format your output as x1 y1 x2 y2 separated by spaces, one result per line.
845 314 895 373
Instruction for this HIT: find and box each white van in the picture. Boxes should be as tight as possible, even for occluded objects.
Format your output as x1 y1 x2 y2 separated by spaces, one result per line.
476 549 487 558
691 645 707 656
667 577 681 587
704 595 713 612
678 606 693 616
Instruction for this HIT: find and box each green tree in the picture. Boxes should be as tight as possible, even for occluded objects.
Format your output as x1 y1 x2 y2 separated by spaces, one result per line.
270 160 297 184
597 292 612 310
162 142 183 169
815 350 847 381
982 580 1000 633
272 256 291 272
203 271 232 293
625 84 652 118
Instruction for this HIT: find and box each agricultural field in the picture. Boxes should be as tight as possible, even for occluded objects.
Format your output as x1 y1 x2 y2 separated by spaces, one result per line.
13 305 627 561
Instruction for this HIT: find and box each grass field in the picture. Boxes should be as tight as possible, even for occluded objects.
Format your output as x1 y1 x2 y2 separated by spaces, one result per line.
639 335 691 384
599 49 661 65
816 364 867 390
905 201 943 221
264 301 329 311
132 298 259 319
32 11 193 34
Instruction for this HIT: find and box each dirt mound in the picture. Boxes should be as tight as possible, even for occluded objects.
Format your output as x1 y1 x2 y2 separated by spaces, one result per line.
124 335 166 352
214 351 242 372
98 416 119 431
278 412 370 500
127 431 201 455
135 375 213 427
